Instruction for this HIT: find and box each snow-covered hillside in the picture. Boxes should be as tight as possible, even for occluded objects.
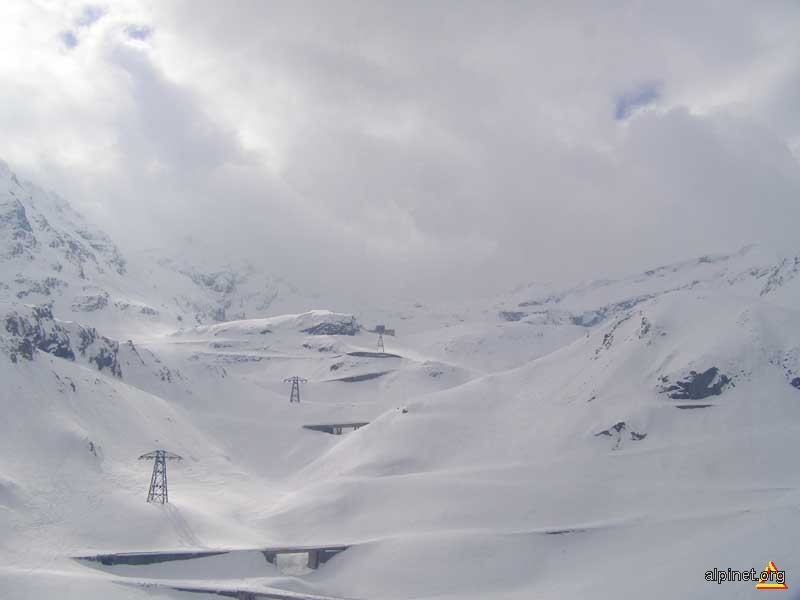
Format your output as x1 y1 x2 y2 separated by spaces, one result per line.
3 165 800 599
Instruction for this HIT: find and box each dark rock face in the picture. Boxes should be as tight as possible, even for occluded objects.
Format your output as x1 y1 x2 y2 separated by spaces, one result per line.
2 176 128 280
499 311 527 322
518 293 563 308
75 227 127 275
593 314 632 357
0 198 37 259
191 270 238 294
594 421 626 436
303 318 358 336
302 343 334 352
791 378 800 390
45 225 125 278
72 292 109 312
638 316 651 337
88 346 120 375
14 276 68 299
658 368 731 400
2 304 121 376
594 421 647 450
760 256 800 296
5 305 74 361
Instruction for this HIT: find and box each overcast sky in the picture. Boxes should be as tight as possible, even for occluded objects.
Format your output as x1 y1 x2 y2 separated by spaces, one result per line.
1 1 799 304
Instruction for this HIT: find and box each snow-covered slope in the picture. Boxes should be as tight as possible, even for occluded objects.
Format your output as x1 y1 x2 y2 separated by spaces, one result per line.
3 163 800 599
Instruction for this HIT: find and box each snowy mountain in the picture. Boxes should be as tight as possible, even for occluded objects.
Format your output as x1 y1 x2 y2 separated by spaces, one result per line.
3 163 800 599
0 160 317 337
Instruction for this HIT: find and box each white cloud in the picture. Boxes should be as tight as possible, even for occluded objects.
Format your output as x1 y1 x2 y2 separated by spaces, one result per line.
0 1 799 303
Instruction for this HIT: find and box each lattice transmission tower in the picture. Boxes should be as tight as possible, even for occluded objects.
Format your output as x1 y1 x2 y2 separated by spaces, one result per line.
376 324 386 353
284 376 308 403
138 449 183 504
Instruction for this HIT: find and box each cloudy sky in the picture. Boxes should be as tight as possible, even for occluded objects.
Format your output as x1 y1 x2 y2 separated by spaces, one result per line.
1 1 799 303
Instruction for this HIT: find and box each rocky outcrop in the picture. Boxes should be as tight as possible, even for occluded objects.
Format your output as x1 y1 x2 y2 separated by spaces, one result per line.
14 276 68 299
594 421 647 450
498 311 527 322
657 367 731 400
303 317 358 336
0 198 37 259
74 227 126 275
593 314 633 357
190 270 239 294
72 292 109 312
760 255 800 296
4 305 74 361
1 304 121 376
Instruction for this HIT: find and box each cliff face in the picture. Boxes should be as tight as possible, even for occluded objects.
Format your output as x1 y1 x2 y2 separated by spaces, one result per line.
2 303 121 376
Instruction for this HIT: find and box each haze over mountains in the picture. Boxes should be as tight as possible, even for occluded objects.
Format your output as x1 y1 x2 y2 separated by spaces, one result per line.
2 161 800 599
0 159 321 337
3 2 800 598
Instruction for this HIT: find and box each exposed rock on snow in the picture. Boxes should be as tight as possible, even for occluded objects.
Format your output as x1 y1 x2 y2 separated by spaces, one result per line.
71 292 109 312
0 198 36 259
657 367 732 400
498 310 527 322
4 304 75 362
760 255 800 295
594 314 633 357
594 421 647 450
302 318 358 336
14 275 68 298
1 303 121 376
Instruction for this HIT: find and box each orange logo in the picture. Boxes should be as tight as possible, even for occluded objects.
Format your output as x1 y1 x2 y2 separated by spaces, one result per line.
756 561 788 590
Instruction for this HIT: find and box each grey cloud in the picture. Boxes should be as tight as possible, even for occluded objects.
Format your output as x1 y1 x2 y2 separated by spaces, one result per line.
108 43 244 175
2 1 800 305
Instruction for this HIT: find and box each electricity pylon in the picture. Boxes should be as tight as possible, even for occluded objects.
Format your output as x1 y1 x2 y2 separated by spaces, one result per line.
377 333 385 353
138 450 183 504
284 376 308 403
